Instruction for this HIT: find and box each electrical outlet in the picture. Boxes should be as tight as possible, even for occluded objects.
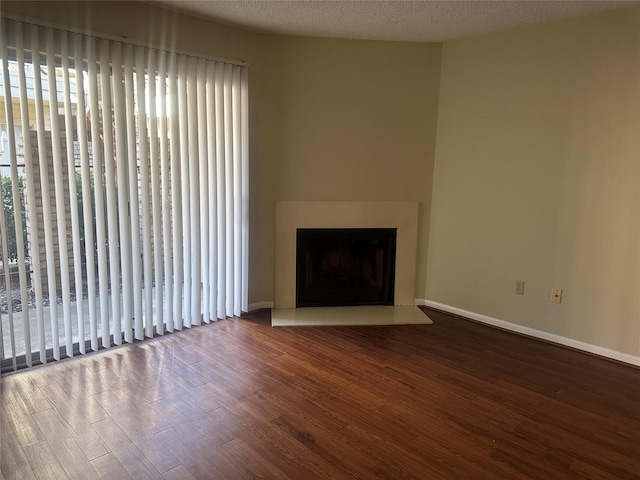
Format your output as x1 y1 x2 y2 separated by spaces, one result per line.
551 288 562 304
514 281 525 295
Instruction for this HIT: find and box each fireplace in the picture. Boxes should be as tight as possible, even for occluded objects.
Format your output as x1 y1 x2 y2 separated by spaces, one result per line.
275 201 419 308
296 228 397 307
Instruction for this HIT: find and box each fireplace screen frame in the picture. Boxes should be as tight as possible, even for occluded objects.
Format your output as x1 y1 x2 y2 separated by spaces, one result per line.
295 228 397 308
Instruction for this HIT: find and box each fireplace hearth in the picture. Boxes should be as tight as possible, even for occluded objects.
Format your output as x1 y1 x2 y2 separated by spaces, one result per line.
296 228 397 307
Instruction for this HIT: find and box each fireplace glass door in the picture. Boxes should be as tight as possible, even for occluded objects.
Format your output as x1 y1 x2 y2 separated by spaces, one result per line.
296 228 396 307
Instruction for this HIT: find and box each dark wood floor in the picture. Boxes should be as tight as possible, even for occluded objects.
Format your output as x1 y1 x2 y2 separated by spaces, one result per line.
1 307 639 479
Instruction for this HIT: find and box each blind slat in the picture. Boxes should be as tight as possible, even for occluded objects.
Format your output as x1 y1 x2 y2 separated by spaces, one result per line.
168 52 182 332
46 28 73 357
100 38 121 347
148 49 164 335
197 58 209 324
187 57 201 327
75 34 98 352
113 42 130 346
214 64 226 320
205 62 218 319
31 26 61 361
178 55 191 329
0 179 16 369
1 20 28 368
223 64 234 316
87 36 110 351
232 67 242 317
61 31 85 355
0 30 16 362
15 21 45 363
124 44 143 341
241 68 249 312
135 46 153 339
158 51 173 334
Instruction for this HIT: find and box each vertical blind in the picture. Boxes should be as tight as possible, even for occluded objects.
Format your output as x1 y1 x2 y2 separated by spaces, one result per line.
0 18 249 372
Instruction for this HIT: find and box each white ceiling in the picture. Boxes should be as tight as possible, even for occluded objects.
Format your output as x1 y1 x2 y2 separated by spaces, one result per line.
148 0 638 42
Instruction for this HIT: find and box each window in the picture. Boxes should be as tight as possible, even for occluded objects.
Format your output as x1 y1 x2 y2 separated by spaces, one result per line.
0 18 249 372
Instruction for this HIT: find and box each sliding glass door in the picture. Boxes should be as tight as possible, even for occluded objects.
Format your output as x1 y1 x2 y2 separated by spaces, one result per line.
0 18 249 372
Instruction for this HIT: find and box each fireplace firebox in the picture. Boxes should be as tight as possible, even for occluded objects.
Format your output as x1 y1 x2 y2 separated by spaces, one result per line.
296 228 397 307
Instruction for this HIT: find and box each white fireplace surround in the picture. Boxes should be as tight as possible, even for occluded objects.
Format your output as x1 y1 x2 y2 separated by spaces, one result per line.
275 201 419 308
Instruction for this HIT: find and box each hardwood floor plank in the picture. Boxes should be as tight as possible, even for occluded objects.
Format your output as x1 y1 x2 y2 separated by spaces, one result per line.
162 465 198 480
289 449 356 480
5 375 51 413
339 423 452 480
92 417 163 480
512 417 640 479
529 387 640 452
155 424 244 480
60 361 127 396
48 437 101 480
145 398 192 434
204 377 286 423
312 387 422 444
0 434 37 480
34 386 109 461
411 432 527 480
22 441 69 480
272 412 379 479
192 411 242 447
569 458 626 480
0 389 45 447
39 382 109 424
370 460 413 480
99 402 182 474
190 381 226 412
90 452 134 480
222 438 293 480
258 385 349 432
210 405 307 460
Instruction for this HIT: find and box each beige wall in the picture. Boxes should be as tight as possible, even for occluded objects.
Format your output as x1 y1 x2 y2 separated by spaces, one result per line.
271 35 442 298
427 6 640 357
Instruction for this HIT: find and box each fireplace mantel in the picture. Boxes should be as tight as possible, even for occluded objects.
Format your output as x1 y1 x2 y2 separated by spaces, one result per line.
275 201 419 308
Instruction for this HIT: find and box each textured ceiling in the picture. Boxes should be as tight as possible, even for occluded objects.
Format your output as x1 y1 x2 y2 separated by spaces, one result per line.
148 0 638 42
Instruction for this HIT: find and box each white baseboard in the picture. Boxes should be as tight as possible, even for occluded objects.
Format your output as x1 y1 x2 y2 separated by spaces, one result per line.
246 301 274 312
417 299 640 368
